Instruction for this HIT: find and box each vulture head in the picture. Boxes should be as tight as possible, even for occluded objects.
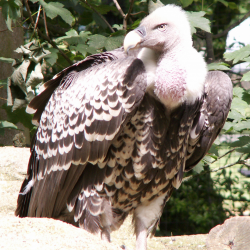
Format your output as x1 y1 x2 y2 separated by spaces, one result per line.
124 5 192 53
124 4 207 109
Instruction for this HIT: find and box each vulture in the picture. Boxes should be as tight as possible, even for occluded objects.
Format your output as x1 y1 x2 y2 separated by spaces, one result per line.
16 4 233 250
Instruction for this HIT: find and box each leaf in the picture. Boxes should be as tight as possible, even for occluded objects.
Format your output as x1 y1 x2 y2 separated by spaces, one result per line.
11 60 31 86
105 36 124 51
148 0 164 14
15 45 32 55
243 57 250 63
217 0 228 7
233 87 245 98
186 11 211 34
241 71 250 82
93 5 117 14
81 3 117 15
45 48 58 66
0 121 18 130
224 45 250 64
222 121 233 132
233 120 250 132
111 30 126 37
73 44 96 57
113 24 123 31
207 62 231 71
131 19 141 29
88 35 107 49
0 0 22 31
227 109 244 122
0 57 15 64
12 98 27 111
88 34 123 51
26 63 44 87
92 12 108 29
208 144 219 157
235 143 250 153
56 30 90 46
2 105 33 130
228 2 238 9
29 46 51 63
180 0 194 8
193 161 204 174
26 91 36 103
0 79 8 87
38 0 74 25
230 96 249 117
229 136 250 147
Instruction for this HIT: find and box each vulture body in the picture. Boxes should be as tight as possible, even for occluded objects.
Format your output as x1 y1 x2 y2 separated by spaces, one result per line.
16 5 233 250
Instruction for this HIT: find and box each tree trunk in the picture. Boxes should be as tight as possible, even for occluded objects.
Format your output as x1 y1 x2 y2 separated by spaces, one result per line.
0 10 30 146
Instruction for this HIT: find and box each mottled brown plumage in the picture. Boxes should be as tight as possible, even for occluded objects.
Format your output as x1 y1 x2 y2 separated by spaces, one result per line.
16 5 233 250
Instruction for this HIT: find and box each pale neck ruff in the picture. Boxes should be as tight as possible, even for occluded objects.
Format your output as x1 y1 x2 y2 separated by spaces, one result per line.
137 46 207 110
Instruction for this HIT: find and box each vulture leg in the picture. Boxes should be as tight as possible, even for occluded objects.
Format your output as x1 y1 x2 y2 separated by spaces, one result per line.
100 209 112 242
101 227 111 242
135 217 147 250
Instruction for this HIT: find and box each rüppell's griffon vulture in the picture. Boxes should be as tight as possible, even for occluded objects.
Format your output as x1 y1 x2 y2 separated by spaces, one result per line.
16 4 232 250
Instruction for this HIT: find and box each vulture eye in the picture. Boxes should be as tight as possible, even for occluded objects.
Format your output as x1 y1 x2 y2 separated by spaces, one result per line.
158 24 167 31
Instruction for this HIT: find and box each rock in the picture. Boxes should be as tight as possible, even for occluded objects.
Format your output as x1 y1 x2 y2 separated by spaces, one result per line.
0 216 121 250
206 216 250 250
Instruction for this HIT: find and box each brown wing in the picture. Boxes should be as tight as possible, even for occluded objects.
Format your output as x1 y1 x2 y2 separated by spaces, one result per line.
15 56 148 219
185 71 233 171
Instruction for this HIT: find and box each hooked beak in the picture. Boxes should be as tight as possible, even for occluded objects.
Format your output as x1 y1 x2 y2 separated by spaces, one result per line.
123 26 146 54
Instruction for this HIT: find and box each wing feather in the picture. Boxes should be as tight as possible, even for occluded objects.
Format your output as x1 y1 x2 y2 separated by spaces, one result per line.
16 55 147 218
185 71 233 171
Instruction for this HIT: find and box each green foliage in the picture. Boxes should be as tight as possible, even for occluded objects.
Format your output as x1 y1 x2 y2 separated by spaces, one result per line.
30 0 74 25
224 45 250 81
7 41 49 111
207 62 230 71
180 0 193 8
0 120 18 135
148 0 164 13
2 104 34 132
0 0 22 31
186 11 211 34
224 45 250 64
0 57 15 64
223 87 250 135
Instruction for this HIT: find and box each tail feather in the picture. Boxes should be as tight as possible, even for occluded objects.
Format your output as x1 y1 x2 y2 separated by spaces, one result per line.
15 137 38 217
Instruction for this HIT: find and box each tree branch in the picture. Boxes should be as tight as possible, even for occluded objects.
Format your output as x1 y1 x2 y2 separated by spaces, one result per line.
123 0 135 30
84 0 115 33
113 0 125 18
24 0 72 65
0 28 11 33
43 8 49 38
211 148 235 164
113 0 134 30
130 11 147 16
183 157 246 183
34 5 42 30
125 0 135 22
23 10 68 36
213 10 250 39
206 32 215 63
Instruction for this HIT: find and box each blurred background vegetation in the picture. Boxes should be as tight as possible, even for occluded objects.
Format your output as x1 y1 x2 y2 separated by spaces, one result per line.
0 0 250 236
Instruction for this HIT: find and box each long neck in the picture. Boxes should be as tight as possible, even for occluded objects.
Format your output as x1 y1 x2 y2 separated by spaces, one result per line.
154 47 188 109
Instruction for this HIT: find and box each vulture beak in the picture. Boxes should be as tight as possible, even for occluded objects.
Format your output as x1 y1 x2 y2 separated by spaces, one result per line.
124 26 146 53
